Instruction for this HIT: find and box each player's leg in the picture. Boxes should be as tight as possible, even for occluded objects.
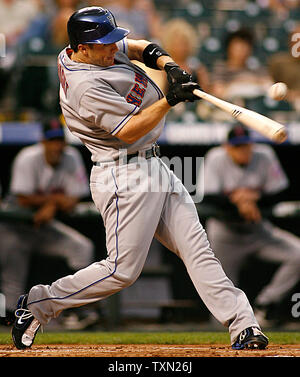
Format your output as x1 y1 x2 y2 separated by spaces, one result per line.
154 168 259 344
254 222 300 307
26 162 167 326
37 219 94 270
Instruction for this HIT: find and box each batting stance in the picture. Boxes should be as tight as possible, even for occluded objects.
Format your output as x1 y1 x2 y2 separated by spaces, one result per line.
11 7 268 350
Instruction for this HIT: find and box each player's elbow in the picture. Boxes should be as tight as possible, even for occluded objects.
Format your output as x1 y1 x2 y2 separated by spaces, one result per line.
115 128 140 144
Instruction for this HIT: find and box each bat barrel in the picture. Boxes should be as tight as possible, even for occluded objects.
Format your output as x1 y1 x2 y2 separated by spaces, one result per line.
193 89 288 144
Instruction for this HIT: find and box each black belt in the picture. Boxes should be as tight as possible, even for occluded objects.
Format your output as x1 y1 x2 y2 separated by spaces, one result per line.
93 144 161 166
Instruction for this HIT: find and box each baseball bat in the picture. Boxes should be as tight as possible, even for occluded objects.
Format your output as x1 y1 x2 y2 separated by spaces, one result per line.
193 89 287 143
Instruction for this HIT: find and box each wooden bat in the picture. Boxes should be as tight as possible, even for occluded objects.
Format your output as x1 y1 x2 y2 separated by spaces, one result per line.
193 89 287 144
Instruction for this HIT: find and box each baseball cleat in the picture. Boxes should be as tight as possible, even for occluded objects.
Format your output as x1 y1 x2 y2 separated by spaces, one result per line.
12 294 41 350
232 327 269 350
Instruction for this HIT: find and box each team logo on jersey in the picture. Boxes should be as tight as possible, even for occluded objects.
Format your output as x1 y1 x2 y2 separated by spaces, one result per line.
58 59 69 96
126 73 148 106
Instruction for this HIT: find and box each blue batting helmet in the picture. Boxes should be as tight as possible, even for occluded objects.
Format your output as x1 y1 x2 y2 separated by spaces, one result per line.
67 7 130 50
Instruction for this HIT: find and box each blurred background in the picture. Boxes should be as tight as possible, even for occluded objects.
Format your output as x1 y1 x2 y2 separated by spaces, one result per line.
1 0 300 331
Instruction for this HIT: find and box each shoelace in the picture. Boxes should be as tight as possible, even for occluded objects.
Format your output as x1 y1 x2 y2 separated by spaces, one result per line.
15 308 43 337
15 308 33 321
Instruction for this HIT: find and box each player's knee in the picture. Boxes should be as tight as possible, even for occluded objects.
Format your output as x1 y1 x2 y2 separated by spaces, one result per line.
113 270 140 289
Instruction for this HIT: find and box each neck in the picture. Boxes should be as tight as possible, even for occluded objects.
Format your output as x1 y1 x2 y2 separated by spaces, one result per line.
71 51 87 64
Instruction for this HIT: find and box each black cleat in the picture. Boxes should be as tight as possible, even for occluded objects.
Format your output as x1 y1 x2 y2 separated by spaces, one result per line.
232 327 269 350
12 294 41 350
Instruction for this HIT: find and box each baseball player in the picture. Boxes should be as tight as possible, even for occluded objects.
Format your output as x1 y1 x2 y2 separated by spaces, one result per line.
11 6 268 350
200 123 300 325
1 118 94 325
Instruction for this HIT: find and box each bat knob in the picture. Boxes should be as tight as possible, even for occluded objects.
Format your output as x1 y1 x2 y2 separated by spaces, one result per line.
273 127 287 144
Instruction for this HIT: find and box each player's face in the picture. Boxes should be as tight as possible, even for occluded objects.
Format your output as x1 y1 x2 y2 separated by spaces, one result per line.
85 43 119 67
226 143 253 166
43 139 66 167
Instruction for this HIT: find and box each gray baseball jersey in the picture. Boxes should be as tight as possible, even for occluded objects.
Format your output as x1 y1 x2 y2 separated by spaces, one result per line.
10 143 89 198
26 40 261 344
58 39 164 162
202 143 289 197
202 144 300 307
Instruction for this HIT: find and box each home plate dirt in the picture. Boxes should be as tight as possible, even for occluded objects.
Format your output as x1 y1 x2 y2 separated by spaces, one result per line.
0 344 299 357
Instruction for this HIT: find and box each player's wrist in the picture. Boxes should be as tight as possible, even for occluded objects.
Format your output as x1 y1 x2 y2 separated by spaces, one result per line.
142 43 170 70
164 62 192 85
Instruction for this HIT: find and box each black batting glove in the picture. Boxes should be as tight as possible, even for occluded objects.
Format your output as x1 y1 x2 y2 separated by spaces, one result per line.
166 82 201 107
164 62 192 85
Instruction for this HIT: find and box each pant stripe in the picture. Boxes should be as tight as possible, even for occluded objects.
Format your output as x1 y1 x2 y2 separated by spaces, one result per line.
27 168 120 307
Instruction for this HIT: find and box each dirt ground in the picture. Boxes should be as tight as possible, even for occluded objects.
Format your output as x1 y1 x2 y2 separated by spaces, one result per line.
0 344 299 357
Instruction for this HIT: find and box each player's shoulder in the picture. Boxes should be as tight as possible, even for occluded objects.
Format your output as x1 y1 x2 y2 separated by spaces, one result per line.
12 144 44 172
252 143 277 159
14 143 43 162
63 145 81 158
62 145 84 165
205 146 226 160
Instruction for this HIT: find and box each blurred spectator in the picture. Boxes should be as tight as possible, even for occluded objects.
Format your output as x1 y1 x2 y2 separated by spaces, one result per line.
108 0 162 41
14 2 77 119
0 0 41 47
160 18 210 94
0 117 95 325
0 0 41 116
148 18 210 121
261 0 300 20
199 123 300 326
211 28 272 103
268 24 300 112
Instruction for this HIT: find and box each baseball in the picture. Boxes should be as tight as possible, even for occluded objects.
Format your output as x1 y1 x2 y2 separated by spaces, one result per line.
268 82 287 101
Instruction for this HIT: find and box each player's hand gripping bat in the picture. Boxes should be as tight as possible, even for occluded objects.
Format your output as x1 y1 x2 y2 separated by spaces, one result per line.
193 89 287 144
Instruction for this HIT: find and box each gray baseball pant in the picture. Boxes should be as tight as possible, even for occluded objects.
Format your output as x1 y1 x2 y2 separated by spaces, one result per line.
27 157 259 343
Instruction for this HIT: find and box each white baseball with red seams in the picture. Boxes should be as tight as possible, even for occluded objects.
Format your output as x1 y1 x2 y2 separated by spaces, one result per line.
268 82 288 101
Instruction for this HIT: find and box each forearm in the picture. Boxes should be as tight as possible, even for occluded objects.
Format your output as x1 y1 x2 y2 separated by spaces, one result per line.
17 193 79 211
127 39 150 61
115 98 171 144
127 39 174 70
17 194 56 208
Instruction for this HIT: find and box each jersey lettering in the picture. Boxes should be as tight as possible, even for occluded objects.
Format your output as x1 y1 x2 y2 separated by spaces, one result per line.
126 73 148 106
132 83 146 98
58 60 69 96
126 93 142 106
135 73 148 88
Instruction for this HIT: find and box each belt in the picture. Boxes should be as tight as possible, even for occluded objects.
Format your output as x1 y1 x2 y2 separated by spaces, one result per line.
93 144 161 166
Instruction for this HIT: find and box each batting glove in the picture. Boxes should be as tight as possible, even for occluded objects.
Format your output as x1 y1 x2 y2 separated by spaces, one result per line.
164 62 192 85
166 82 201 107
